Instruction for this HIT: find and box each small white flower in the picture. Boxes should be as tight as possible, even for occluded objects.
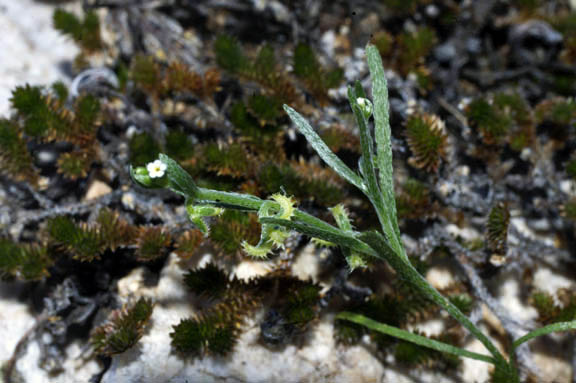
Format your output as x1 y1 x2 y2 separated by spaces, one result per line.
356 97 373 118
147 159 167 178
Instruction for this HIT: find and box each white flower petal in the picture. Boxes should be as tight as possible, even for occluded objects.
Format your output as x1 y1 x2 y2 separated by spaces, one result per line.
147 160 166 178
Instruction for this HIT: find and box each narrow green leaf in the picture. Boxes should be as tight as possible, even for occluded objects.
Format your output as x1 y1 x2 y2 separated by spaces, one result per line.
512 321 576 350
365 44 405 260
283 105 365 191
337 312 496 364
348 84 377 189
159 153 199 198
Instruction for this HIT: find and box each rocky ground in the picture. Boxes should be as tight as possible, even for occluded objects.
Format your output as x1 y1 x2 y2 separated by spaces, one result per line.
1 1 575 382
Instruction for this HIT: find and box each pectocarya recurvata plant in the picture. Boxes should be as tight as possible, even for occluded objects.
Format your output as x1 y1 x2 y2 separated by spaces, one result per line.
131 45 576 380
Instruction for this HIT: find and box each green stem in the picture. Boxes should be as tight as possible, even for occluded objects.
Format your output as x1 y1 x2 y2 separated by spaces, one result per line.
359 232 509 367
196 187 349 239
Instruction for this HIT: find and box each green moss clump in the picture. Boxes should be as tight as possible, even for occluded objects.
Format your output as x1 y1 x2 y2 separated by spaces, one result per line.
91 298 154 356
53 9 103 52
405 113 447 172
0 119 37 183
0 238 52 281
130 132 161 167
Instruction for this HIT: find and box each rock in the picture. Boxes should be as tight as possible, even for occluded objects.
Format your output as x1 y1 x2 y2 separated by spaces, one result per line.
84 180 112 201
0 0 78 117
509 20 563 65
434 42 456 64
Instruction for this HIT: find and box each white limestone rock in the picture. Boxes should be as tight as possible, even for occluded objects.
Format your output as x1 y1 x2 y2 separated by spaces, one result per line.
0 0 78 117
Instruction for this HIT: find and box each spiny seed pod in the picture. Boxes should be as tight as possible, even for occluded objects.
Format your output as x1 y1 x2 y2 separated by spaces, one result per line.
241 241 274 258
186 203 224 234
242 194 297 258
405 113 448 172
329 204 353 232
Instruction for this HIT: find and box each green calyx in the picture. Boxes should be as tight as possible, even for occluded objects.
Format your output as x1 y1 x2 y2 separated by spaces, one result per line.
130 165 168 189
187 203 225 234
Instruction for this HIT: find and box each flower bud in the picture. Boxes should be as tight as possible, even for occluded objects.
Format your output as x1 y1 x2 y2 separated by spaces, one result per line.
356 97 373 119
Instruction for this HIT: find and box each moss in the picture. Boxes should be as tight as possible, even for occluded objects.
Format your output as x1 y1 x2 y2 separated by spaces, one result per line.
129 132 161 167
293 43 343 104
531 290 576 324
448 294 474 316
396 178 431 220
552 74 576 96
96 209 138 250
203 142 253 178
135 227 172 261
57 150 93 179
0 119 37 184
466 98 512 145
10 85 59 137
210 210 260 254
91 298 154 356
566 157 576 179
131 55 162 94
47 216 104 262
165 130 195 161
51 81 69 101
397 27 437 75
371 31 394 58
511 0 540 14
0 238 51 281
247 93 282 124
184 264 228 299
405 113 447 172
175 230 204 260
320 125 360 153
486 202 510 256
535 98 576 128
53 9 102 52
214 35 248 74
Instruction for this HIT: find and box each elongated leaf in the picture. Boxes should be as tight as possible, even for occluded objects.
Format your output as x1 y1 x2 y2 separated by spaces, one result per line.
259 217 375 257
159 153 199 198
512 321 576 350
347 83 405 257
348 84 377 192
283 105 365 191
337 312 496 364
365 45 405 260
